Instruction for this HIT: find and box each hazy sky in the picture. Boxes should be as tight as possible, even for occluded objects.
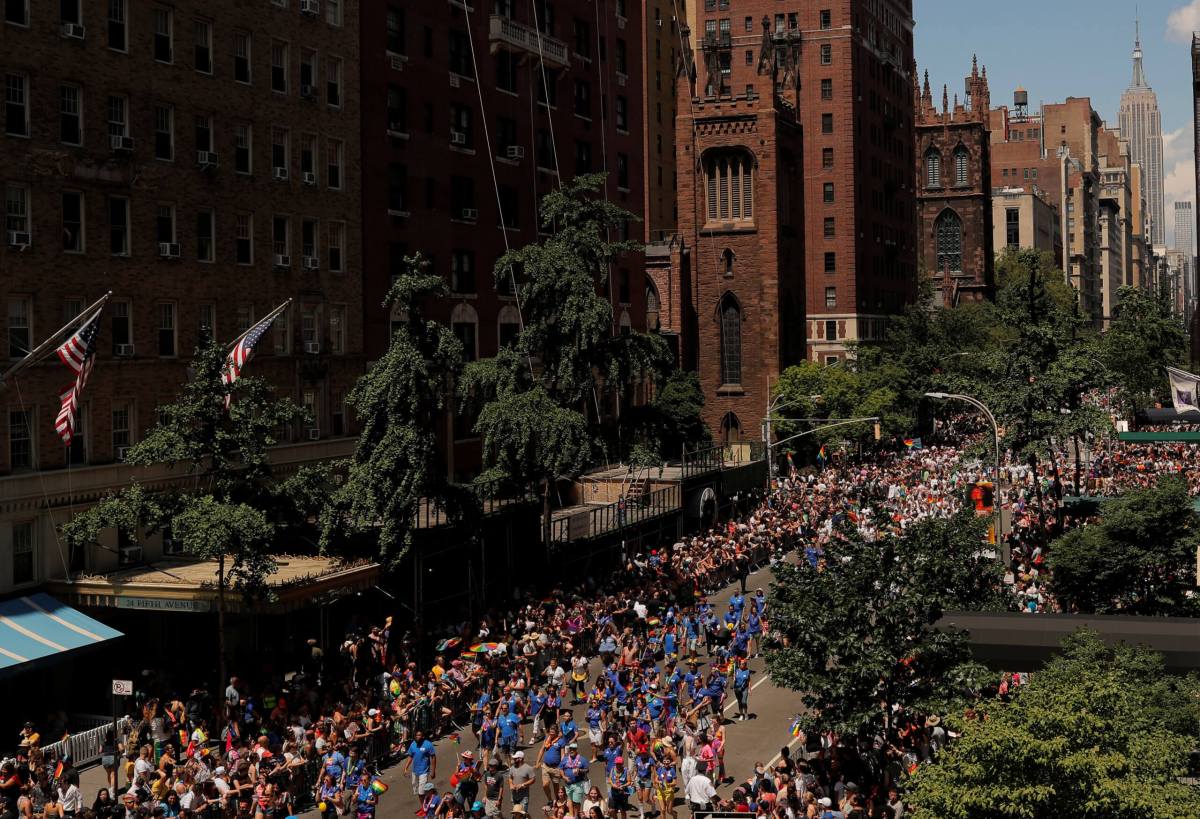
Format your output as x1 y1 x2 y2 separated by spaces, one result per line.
914 0 1198 248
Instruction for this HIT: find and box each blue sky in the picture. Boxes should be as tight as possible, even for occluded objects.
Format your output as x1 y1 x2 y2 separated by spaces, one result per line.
915 0 1199 247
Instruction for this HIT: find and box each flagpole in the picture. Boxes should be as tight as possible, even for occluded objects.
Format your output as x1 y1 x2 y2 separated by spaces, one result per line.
224 298 292 352
0 291 111 389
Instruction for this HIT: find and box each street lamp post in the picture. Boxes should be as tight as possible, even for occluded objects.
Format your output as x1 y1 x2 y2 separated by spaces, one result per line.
763 392 823 486
925 392 1006 562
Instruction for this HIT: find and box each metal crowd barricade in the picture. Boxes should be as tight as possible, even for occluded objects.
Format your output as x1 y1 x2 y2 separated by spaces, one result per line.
41 717 132 768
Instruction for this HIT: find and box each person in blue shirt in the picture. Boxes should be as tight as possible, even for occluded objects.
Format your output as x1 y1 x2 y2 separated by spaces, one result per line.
746 608 763 658
730 590 745 616
558 710 577 745
560 743 591 810
322 747 347 789
585 703 605 762
602 736 622 773
752 588 767 617
471 692 491 741
536 726 566 802
732 659 752 721
479 710 498 764
498 710 520 763
529 687 548 741
662 627 677 660
353 773 377 819
404 730 437 796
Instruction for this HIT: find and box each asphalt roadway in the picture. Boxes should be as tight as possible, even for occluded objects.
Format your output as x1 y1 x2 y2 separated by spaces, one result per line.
379 561 804 818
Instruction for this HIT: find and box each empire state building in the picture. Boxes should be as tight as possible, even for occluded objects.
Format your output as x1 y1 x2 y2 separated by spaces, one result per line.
1119 21 1166 246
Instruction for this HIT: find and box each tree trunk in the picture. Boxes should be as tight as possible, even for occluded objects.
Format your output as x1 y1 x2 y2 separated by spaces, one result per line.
217 552 227 696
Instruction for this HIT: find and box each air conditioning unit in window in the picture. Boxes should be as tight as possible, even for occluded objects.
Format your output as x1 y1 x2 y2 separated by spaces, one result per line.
304 341 320 354
159 242 181 258
302 171 317 185
390 55 405 71
114 343 135 357
450 130 467 146
307 428 321 440
302 256 320 270
656 18 662 27
506 145 525 160
7 231 30 249
616 15 626 29
300 0 320 14
110 135 135 152
197 150 219 168
61 23 86 39
119 545 144 564
301 83 315 99
449 73 461 88
116 446 131 461
617 73 627 87
273 166 289 181
461 208 479 221
274 254 291 268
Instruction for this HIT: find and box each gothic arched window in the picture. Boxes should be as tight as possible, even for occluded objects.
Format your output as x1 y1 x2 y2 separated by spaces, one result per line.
925 150 941 188
953 147 969 186
704 151 754 223
720 411 742 444
722 248 735 276
719 294 742 386
935 210 963 274
645 280 661 331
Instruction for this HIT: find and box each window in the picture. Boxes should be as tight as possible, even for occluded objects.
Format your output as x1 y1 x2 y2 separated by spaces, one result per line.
386 6 405 54
271 40 288 93
819 8 831 28
271 126 289 175
326 139 343 189
300 308 318 354
536 129 556 170
235 305 253 334
449 30 472 77
824 252 836 273
197 303 214 340
110 300 130 354
496 51 518 93
537 68 559 107
575 140 592 174
191 19 212 72
272 215 289 257
388 163 406 211
616 38 627 74
272 305 290 354
821 113 833 134
326 57 342 106
823 217 835 238
235 213 253 264
62 192 84 252
451 303 478 362
7 297 30 358
234 124 252 173
1006 207 1020 248
301 133 317 178
233 30 251 83
498 185 518 228
823 182 834 203
719 295 741 386
158 303 176 356
925 150 941 187
326 0 342 26
451 250 475 293
574 79 591 118
825 287 836 308
820 78 833 100
327 221 344 271
5 74 28 136
107 94 127 138
703 151 754 222
615 95 629 131
498 305 520 348
825 320 837 341
953 148 969 186
300 48 317 91
450 103 472 149
60 85 82 145
450 175 475 218
112 404 131 457
388 86 407 132
196 209 214 261
108 196 129 255
721 248 734 276
107 0 126 51
617 153 629 190
820 43 831 65
6 183 28 239
154 8 173 62
156 204 175 246
301 217 317 262
194 113 212 154
329 306 345 354
153 104 173 160
934 209 963 273
8 411 32 469
573 19 590 57
5 0 28 25
822 147 834 169
12 521 34 584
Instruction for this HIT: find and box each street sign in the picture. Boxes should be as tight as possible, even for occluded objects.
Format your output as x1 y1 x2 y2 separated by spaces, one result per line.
112 679 133 696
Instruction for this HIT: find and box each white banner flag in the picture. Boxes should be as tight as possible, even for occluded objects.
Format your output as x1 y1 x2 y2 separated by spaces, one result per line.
1166 366 1200 414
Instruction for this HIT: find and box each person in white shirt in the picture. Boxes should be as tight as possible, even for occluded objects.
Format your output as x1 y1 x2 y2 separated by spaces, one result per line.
683 768 717 813
58 782 82 815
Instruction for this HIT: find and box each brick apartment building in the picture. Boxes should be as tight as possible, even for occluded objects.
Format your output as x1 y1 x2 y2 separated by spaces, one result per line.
362 0 647 478
915 59 993 304
1 0 362 581
644 0 683 245
663 0 917 439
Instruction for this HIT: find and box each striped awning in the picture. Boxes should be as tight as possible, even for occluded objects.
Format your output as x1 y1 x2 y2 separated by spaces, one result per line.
0 592 122 671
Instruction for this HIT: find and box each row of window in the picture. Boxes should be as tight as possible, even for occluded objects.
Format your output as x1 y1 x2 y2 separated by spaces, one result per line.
4 3 345 97
6 297 347 361
4 0 345 30
5 75 347 186
924 148 971 189
4 187 346 270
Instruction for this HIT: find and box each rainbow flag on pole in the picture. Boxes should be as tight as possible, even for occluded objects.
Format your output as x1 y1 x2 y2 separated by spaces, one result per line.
816 446 827 466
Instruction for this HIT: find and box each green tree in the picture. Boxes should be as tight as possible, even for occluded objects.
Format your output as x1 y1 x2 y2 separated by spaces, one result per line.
460 174 670 544
906 631 1200 819
769 360 897 459
766 511 1003 736
1047 476 1199 614
320 254 470 565
623 369 709 463
59 338 310 687
1101 284 1188 421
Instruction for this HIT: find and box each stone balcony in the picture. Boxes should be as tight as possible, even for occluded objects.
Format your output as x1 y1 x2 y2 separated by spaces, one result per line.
488 15 569 68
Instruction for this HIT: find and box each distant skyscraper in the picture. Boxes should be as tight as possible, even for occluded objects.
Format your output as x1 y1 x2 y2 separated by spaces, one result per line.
1119 20 1166 246
1175 202 1195 256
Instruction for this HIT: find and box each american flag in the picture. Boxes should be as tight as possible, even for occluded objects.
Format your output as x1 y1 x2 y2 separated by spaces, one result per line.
54 308 102 446
222 311 278 409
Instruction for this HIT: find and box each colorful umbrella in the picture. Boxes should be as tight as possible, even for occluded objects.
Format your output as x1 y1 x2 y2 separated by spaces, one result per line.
436 637 462 652
469 642 500 653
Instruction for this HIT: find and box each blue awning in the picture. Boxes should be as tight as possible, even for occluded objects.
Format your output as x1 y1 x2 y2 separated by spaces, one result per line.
0 592 122 671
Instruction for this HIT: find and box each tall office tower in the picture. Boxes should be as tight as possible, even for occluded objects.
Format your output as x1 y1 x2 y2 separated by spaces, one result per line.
1175 201 1194 256
1119 20 1165 246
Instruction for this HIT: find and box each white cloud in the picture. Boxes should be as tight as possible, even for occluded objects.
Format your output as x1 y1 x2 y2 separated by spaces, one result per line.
1161 127 1195 249
1167 0 1200 42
